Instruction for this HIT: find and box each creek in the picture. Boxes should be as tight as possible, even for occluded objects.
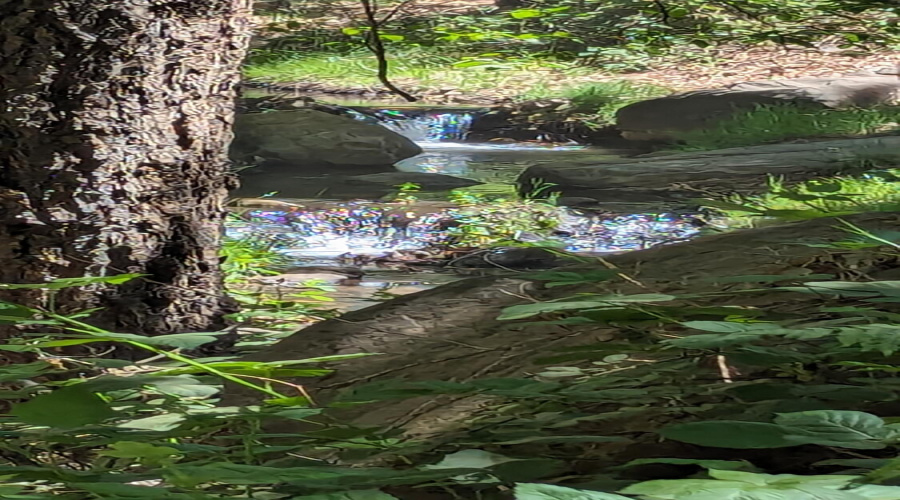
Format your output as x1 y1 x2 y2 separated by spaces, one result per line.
230 101 703 311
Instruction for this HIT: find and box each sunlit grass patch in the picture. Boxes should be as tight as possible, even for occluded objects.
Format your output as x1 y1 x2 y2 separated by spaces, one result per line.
243 48 599 97
704 170 900 227
675 105 900 150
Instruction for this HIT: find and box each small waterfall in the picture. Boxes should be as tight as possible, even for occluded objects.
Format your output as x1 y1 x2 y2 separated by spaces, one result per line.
349 108 477 143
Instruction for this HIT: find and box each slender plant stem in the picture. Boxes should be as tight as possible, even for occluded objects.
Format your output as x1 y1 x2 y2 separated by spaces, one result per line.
49 315 285 398
359 0 417 102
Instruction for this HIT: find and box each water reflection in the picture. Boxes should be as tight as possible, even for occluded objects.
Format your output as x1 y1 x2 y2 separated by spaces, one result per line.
226 203 701 260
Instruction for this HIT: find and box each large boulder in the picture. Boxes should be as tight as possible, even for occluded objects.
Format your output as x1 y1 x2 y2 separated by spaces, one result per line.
231 109 423 167
616 75 900 141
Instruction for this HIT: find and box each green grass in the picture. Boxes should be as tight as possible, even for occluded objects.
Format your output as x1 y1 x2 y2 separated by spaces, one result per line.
706 170 900 227
221 214 296 281
675 105 900 150
244 48 609 98
244 49 672 127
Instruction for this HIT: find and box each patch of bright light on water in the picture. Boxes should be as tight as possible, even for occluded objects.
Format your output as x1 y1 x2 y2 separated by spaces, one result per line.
225 204 702 259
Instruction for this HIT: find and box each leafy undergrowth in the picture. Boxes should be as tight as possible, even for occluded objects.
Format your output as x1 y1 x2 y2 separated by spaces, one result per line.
249 0 899 101
444 186 564 247
221 216 339 341
673 105 900 151
701 169 900 228
2 216 900 498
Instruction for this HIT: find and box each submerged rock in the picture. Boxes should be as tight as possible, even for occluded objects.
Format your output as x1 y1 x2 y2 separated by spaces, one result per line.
518 136 900 208
616 75 900 141
345 172 482 191
231 109 422 167
450 246 579 269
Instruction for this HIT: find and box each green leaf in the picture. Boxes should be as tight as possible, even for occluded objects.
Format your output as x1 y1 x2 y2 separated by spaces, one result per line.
509 8 543 19
425 449 520 469
39 332 229 349
617 458 760 472
379 34 405 42
514 483 631 500
0 300 39 319
342 27 363 35
139 332 229 349
0 361 58 382
499 295 674 320
291 491 400 500
660 421 801 449
273 408 324 420
781 281 900 298
591 293 676 303
11 385 115 428
452 60 493 68
663 411 897 451
836 325 900 355
620 470 900 499
67 483 201 499
154 360 332 378
0 274 144 289
118 413 186 431
99 441 181 466
149 375 221 399
867 457 900 485
665 332 771 349
705 274 834 284
167 463 481 488
681 321 777 333
773 411 892 450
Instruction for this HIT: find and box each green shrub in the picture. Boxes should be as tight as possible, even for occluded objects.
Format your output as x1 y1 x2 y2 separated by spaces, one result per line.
703 170 900 226
675 105 900 150
221 214 297 281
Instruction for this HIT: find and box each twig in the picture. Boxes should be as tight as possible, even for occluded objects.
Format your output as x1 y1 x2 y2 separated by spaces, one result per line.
359 0 418 102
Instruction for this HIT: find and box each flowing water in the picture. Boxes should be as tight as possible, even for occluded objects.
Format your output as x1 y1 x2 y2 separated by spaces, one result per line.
231 102 702 310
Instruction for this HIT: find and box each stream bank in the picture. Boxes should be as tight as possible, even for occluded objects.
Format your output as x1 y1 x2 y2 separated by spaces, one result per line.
228 92 898 315
227 97 705 312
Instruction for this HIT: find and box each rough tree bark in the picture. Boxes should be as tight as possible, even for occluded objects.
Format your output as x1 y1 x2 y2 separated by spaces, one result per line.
0 1 253 337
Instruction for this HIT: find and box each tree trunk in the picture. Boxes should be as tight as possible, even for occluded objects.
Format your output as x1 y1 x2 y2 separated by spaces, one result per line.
0 1 253 337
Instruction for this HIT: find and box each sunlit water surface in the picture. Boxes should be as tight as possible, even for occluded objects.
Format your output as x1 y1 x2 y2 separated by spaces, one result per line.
231 105 702 308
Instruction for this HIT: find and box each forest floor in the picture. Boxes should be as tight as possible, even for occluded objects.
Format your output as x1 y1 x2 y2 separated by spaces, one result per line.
249 0 899 104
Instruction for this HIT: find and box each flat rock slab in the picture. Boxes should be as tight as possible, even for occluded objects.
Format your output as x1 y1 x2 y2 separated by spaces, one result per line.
518 136 900 208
